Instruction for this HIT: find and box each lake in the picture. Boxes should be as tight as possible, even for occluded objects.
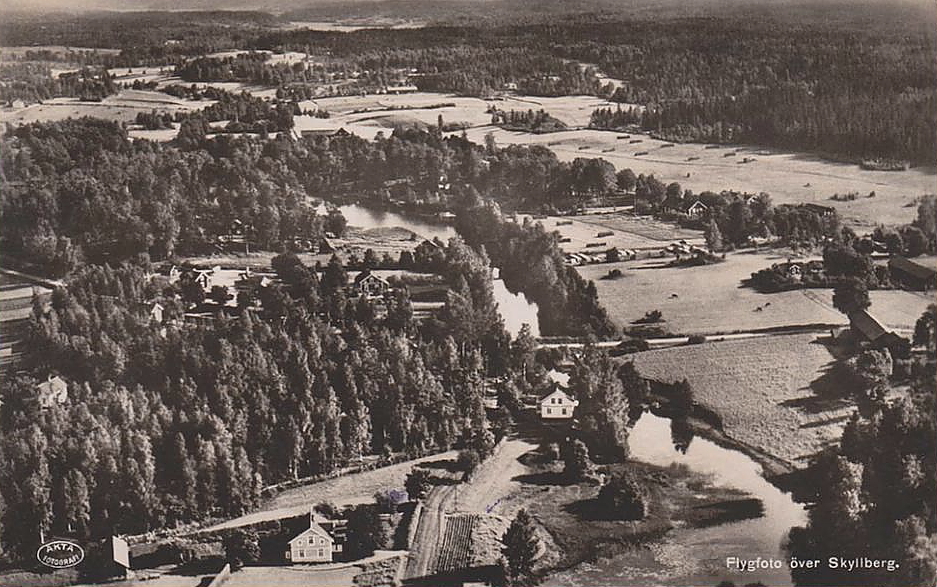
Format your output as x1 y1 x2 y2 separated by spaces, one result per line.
544 412 807 587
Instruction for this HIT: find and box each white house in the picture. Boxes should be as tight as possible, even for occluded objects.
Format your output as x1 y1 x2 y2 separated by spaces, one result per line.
540 389 578 419
353 271 390 298
286 519 337 563
149 302 164 324
685 200 709 217
37 375 68 408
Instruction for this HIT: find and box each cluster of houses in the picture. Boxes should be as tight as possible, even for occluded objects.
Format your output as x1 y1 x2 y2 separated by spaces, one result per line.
146 263 401 327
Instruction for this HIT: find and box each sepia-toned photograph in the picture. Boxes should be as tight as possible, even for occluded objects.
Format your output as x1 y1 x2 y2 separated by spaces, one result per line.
0 0 934 586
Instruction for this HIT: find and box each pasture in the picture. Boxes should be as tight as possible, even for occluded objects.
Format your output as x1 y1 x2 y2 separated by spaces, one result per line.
631 333 851 467
202 449 458 533
575 250 933 335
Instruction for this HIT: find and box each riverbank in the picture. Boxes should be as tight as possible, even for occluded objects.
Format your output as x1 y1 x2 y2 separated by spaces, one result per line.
523 458 764 578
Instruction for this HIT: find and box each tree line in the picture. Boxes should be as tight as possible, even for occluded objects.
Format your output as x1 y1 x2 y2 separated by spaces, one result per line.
0 65 116 105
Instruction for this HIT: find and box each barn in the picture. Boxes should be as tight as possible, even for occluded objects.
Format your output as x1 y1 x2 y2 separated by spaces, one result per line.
888 256 937 291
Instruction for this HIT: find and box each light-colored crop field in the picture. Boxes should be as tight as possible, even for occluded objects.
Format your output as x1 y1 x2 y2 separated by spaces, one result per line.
631 333 848 466
520 212 703 253
224 565 359 587
460 126 936 229
575 250 933 335
0 90 205 125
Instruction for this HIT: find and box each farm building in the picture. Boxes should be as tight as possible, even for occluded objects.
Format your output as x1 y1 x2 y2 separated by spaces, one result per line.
384 84 419 94
685 200 709 217
662 197 708 217
353 270 391 297
178 266 217 290
848 309 888 344
37 375 68 408
286 518 342 563
540 388 578 419
888 256 937 291
847 309 909 356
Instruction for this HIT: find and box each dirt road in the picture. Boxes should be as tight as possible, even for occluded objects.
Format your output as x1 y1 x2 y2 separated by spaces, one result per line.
202 450 457 533
404 437 538 580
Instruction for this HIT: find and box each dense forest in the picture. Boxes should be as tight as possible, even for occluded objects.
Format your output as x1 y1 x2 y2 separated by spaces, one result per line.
0 11 279 66
570 18 936 163
0 234 522 561
0 120 624 564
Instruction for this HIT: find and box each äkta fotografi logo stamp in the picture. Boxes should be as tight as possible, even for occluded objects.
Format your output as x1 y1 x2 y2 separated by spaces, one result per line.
36 540 84 569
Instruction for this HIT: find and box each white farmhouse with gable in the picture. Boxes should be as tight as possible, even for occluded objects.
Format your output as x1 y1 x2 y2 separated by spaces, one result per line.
540 388 578 419
286 519 336 563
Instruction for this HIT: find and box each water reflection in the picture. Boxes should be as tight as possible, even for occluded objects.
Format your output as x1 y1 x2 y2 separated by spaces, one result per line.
670 417 695 454
324 204 540 337
545 413 807 587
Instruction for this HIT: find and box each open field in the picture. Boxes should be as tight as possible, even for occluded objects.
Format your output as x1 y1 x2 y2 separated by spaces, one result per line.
224 565 358 587
202 450 457 533
2 69 929 227
0 90 206 125
0 46 121 58
575 250 933 335
460 126 937 228
301 91 933 229
631 333 849 466
520 212 703 253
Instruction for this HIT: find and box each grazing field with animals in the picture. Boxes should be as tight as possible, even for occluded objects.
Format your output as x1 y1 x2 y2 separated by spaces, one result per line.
576 251 932 335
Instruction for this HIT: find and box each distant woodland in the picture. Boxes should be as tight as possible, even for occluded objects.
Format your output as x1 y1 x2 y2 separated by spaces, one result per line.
2 11 933 163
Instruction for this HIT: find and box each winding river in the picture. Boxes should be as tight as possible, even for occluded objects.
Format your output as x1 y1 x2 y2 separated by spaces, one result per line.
335 203 804 586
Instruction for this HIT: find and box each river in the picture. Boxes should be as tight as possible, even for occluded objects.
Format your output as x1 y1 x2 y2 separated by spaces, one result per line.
329 204 540 337
544 412 807 587
334 206 804 586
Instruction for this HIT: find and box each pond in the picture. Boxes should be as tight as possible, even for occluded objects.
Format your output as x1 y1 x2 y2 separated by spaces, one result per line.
544 412 807 587
328 204 540 337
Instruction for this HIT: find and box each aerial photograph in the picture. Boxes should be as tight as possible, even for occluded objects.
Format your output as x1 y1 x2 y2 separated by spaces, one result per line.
0 0 934 586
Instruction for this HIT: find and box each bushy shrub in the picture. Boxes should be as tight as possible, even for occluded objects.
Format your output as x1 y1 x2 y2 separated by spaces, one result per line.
597 471 648 520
